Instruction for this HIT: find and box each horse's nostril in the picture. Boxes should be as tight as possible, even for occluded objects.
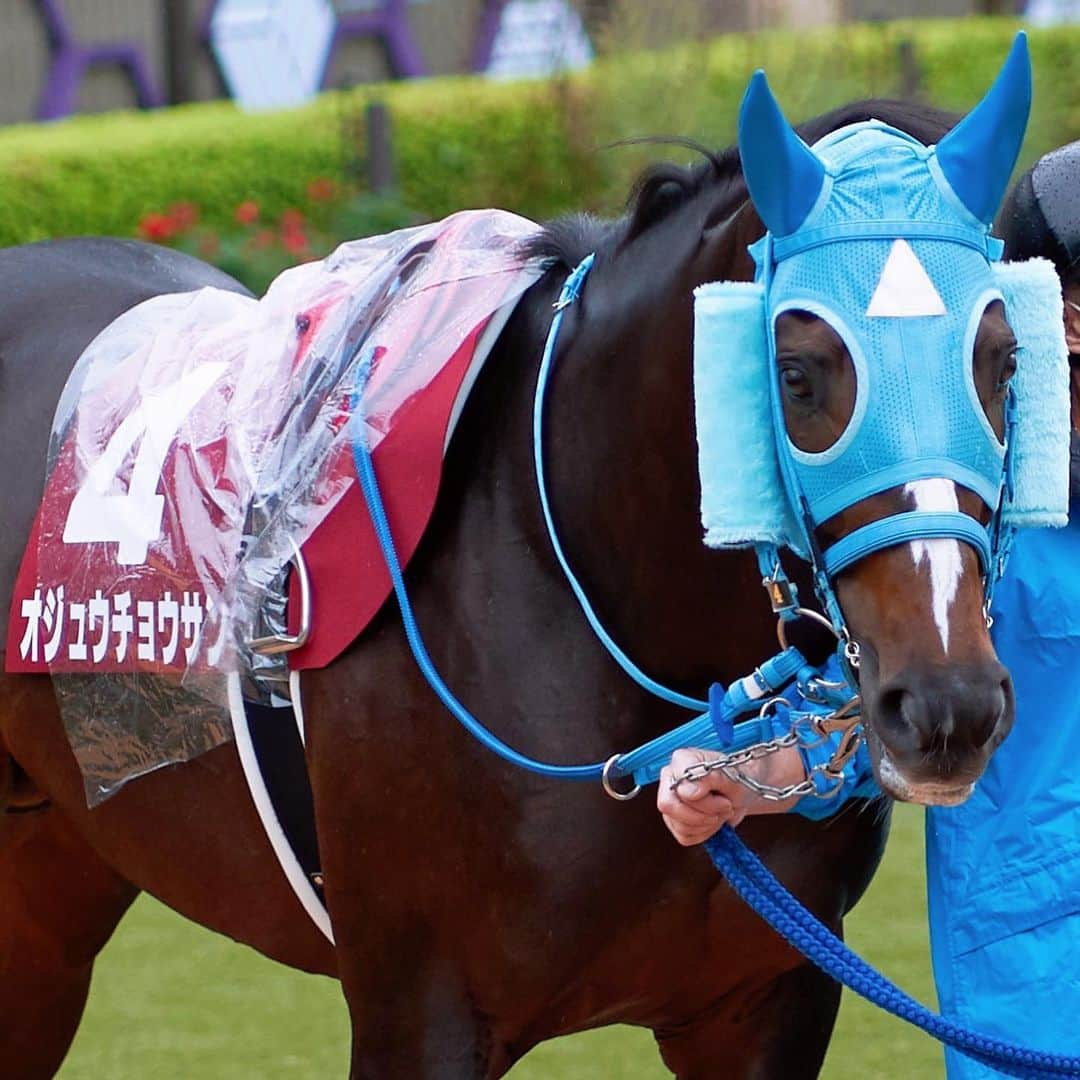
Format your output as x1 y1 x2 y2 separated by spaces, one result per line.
966 680 1008 751
875 686 923 752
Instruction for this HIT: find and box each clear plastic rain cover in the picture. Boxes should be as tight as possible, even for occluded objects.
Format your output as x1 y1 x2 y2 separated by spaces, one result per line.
10 209 543 804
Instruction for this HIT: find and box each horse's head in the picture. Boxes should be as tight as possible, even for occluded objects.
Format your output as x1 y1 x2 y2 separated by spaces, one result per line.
699 34 1067 804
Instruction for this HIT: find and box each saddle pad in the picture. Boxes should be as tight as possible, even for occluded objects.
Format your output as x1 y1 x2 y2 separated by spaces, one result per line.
7 210 543 679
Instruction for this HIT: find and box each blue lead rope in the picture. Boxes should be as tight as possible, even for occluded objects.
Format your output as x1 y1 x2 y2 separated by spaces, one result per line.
706 828 1080 1079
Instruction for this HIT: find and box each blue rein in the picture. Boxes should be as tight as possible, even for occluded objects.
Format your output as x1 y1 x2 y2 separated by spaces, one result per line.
532 253 707 712
349 257 859 794
350 256 857 788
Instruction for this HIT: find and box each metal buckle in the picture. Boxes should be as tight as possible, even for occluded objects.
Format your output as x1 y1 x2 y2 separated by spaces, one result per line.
249 538 312 656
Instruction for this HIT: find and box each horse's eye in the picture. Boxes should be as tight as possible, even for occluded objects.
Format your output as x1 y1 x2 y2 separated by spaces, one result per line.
779 362 813 403
997 349 1018 393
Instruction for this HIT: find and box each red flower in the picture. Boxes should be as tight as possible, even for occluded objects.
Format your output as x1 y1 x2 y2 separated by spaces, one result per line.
235 200 260 225
280 208 305 231
138 212 178 242
281 228 310 256
197 233 220 258
306 177 337 202
168 202 199 230
251 228 276 250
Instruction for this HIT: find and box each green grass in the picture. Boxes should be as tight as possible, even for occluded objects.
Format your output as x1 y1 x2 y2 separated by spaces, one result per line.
60 805 940 1078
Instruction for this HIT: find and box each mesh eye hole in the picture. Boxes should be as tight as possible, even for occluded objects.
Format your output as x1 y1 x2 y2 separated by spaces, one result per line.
773 309 858 455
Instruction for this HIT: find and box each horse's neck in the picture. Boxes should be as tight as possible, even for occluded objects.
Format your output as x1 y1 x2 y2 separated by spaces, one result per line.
421 211 781 742
522 227 776 697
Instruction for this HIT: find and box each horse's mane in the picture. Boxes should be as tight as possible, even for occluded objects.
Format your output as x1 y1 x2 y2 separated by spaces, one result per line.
528 98 961 270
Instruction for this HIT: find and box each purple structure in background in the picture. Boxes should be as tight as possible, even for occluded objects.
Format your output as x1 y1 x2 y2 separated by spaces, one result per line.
35 0 165 120
471 0 506 71
329 0 425 80
32 0 533 120
327 0 517 80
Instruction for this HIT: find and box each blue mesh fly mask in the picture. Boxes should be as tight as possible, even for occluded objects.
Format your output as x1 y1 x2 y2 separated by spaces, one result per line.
693 33 1071 651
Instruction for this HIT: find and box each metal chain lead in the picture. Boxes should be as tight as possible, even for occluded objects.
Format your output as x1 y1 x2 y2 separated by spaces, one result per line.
670 697 863 802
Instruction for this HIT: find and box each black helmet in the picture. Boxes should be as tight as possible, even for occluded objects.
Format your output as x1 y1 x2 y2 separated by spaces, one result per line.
996 140 1080 284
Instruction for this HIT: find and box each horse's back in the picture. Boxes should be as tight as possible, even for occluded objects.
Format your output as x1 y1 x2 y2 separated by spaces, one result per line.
0 238 248 654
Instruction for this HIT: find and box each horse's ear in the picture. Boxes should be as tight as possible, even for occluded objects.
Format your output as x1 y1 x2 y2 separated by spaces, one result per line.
738 70 826 237
934 31 1031 226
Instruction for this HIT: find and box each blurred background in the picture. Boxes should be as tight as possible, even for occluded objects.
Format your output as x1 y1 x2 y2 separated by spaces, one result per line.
1 1 1077 294
0 1 1020 126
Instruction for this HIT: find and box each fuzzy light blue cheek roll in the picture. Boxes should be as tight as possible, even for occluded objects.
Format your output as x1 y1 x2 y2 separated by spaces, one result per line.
693 280 792 550
993 258 1071 529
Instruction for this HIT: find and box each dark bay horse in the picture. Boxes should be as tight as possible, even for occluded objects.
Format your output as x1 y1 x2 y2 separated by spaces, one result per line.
0 97 1011 1078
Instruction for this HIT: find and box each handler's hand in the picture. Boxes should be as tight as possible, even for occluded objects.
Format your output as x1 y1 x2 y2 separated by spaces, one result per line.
657 746 808 846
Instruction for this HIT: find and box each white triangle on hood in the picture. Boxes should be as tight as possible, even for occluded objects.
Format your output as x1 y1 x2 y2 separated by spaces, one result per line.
865 238 947 318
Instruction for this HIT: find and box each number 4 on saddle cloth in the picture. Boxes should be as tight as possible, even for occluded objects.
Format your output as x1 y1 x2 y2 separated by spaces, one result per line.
5 209 544 802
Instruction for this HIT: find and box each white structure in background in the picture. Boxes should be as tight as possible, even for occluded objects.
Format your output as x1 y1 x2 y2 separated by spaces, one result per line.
485 0 593 80
211 0 337 111
1024 0 1080 23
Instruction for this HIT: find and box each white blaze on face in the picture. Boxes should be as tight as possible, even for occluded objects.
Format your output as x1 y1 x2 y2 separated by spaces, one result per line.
904 479 964 655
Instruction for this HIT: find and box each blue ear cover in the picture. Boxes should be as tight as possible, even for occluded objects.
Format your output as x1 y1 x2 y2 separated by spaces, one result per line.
935 31 1032 226
738 70 827 237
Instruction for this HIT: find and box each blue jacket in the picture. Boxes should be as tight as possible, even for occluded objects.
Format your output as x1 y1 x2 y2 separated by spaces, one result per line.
926 518 1080 1076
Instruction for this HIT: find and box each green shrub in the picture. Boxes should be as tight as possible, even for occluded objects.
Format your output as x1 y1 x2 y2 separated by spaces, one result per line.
0 17 1077 250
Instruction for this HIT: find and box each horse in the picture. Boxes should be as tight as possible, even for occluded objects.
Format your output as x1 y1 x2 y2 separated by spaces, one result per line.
0 91 1020 1077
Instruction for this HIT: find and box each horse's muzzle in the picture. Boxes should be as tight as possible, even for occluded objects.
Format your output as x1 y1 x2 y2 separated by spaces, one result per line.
864 662 1014 805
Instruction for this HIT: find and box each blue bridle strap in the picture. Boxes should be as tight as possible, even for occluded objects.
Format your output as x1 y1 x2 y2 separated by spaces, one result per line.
771 219 999 262
822 511 993 578
533 253 707 712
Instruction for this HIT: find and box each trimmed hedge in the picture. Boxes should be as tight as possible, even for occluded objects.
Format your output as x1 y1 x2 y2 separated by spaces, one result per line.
1 17 1078 247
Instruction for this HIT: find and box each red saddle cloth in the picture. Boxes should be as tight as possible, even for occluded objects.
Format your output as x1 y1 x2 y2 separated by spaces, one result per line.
7 210 542 676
